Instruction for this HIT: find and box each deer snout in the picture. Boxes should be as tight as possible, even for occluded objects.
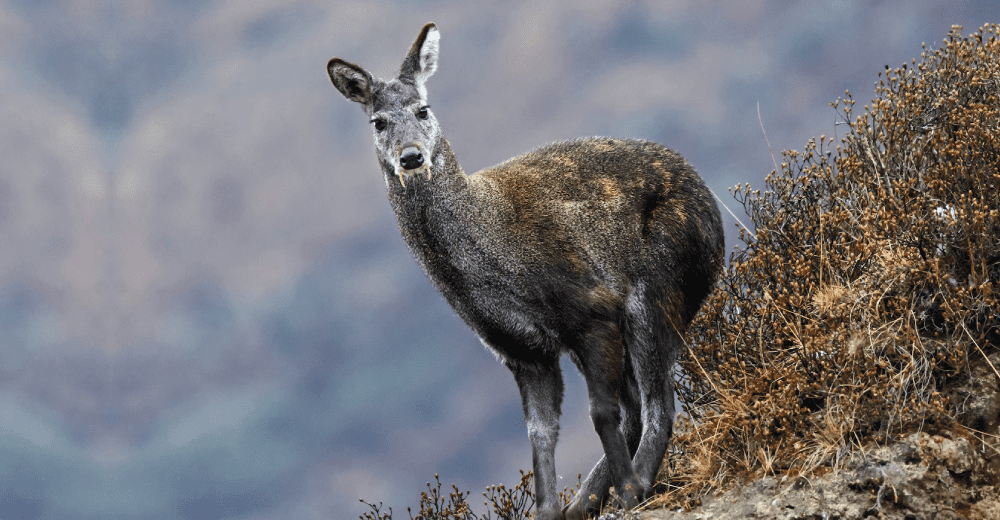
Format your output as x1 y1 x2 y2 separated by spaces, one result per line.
399 146 424 171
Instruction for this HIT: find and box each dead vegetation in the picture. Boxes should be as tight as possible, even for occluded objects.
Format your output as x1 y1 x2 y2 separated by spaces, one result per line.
658 23 1000 512
360 471 581 520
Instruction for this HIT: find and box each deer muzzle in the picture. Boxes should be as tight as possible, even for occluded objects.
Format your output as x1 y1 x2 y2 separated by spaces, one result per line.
396 142 432 187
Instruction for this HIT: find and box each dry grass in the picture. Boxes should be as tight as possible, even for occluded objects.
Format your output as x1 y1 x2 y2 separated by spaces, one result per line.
656 24 1000 511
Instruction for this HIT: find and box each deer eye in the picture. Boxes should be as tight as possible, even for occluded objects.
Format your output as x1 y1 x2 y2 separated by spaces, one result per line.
372 118 387 132
416 106 429 120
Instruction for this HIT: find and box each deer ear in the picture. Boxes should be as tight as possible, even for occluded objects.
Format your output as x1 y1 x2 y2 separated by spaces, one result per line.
399 23 439 88
328 58 375 104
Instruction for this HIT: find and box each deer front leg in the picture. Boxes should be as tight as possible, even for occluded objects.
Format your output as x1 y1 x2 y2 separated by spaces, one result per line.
510 356 564 520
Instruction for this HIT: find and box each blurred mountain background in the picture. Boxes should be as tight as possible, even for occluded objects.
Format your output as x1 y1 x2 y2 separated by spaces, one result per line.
0 1 996 518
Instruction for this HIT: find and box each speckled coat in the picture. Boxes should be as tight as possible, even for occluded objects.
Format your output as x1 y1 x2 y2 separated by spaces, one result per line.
389 137 721 366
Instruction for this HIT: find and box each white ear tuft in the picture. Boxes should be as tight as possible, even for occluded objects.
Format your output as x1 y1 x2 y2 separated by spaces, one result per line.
400 23 440 87
416 26 440 84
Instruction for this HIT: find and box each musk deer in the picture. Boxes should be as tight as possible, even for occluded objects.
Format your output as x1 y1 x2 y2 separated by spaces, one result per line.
327 23 724 520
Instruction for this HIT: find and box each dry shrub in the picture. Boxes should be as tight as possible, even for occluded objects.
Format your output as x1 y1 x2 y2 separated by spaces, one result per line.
657 24 1000 510
360 471 582 520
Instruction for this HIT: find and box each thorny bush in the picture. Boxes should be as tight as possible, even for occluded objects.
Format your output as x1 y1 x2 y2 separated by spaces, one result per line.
657 24 1000 510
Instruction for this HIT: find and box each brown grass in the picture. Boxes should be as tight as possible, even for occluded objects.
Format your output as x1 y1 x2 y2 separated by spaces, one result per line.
656 23 1000 511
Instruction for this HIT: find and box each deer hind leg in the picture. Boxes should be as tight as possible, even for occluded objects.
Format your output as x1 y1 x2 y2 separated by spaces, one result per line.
564 357 642 518
509 355 564 520
564 321 642 519
624 291 681 497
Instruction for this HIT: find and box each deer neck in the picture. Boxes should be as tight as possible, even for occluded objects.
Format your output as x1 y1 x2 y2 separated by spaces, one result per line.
383 136 476 275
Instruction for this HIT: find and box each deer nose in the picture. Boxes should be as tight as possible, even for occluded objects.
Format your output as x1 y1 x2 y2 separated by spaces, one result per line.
399 146 424 171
